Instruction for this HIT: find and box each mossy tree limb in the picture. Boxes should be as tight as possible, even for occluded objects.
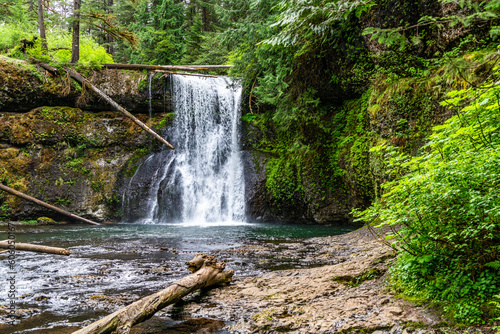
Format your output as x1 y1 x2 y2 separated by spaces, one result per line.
101 63 233 72
72 254 234 334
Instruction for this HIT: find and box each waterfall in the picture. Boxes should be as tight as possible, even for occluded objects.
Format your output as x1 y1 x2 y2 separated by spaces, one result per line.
148 73 153 119
123 75 246 225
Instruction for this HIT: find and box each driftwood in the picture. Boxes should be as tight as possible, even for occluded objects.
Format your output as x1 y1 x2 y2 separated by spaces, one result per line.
0 184 100 226
73 254 234 334
0 240 71 256
102 63 233 72
65 68 175 150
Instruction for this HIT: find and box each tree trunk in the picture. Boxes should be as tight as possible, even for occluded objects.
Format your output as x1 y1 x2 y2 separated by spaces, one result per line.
72 254 234 334
0 184 101 226
0 240 71 256
106 0 114 55
202 5 209 32
158 71 217 79
65 68 175 150
37 0 48 51
71 0 81 63
101 63 233 72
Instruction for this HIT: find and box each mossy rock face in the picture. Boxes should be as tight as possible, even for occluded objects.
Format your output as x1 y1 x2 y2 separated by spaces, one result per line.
82 70 173 114
0 107 163 147
0 56 173 113
332 269 382 288
0 106 172 222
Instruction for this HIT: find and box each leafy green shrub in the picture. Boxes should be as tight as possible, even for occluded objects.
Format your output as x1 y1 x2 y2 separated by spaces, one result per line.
356 60 500 324
28 31 113 67
0 24 36 53
0 0 37 52
0 23 112 67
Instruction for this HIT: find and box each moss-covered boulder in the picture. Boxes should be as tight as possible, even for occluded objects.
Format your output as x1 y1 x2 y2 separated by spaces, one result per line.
36 217 56 225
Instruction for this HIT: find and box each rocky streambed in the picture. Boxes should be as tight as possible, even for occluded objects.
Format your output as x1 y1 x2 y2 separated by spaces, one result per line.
169 228 454 334
171 228 495 334
3 226 495 334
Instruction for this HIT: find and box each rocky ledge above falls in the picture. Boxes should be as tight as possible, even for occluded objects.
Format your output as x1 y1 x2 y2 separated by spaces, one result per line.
0 56 172 114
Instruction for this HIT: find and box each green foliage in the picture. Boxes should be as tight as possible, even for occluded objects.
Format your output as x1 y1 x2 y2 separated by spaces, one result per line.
126 0 184 65
355 62 500 324
0 22 37 52
181 11 205 64
363 0 500 51
491 294 500 332
338 94 373 203
182 31 229 66
265 0 375 48
1 23 113 68
20 219 38 224
0 201 10 221
66 158 85 172
256 90 373 210
27 31 112 67
224 0 376 211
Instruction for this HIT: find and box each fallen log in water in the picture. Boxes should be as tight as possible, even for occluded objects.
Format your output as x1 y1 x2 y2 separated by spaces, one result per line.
0 184 100 226
0 240 71 256
101 63 233 72
73 254 233 334
65 68 175 150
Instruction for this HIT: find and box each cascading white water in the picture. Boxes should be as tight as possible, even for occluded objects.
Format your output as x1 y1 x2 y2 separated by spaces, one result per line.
124 75 246 225
148 73 153 119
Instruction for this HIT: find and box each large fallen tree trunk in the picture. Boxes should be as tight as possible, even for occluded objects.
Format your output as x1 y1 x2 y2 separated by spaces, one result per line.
65 68 174 150
101 63 233 72
0 240 71 255
73 254 233 334
0 184 100 226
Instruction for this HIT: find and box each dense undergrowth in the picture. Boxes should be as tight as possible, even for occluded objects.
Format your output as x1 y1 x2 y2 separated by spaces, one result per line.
2 27 113 69
0 23 113 70
356 60 500 324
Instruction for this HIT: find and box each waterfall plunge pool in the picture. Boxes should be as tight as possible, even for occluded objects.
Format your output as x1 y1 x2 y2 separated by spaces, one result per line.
0 75 359 332
0 222 356 333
